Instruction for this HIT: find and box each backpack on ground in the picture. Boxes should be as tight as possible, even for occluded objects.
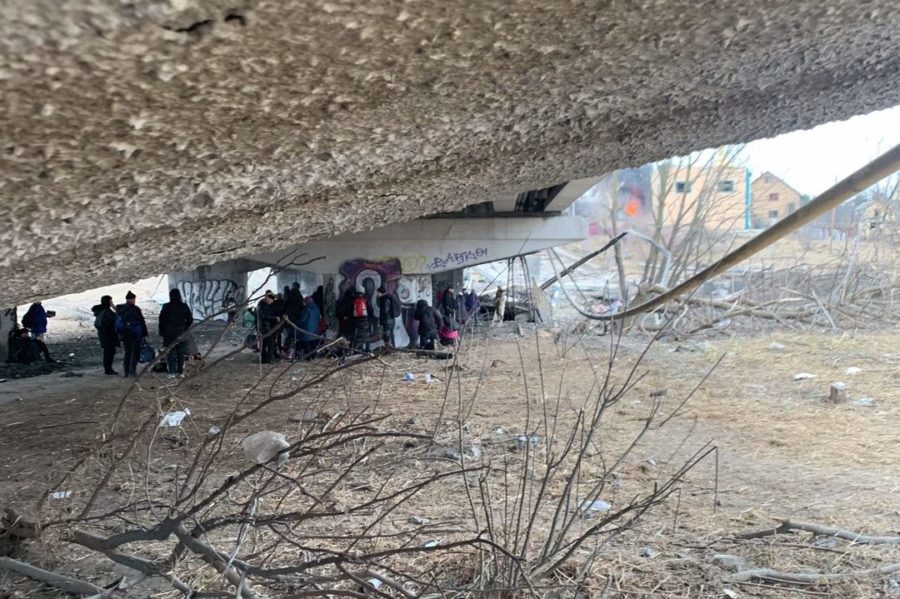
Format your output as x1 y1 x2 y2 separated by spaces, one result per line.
352 297 368 319
138 341 156 364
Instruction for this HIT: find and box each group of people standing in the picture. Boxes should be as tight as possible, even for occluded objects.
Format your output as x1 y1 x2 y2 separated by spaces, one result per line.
253 282 326 364
92 289 192 378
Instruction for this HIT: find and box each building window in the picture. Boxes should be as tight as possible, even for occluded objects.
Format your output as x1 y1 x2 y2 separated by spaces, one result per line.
718 180 735 193
788 203 796 214
769 192 779 202
768 209 779 219
675 181 693 193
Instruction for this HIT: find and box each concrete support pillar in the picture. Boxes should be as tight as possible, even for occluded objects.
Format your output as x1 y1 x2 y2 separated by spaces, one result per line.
169 260 249 321
0 307 17 362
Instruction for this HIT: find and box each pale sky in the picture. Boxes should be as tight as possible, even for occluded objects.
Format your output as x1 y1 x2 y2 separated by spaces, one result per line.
743 104 900 196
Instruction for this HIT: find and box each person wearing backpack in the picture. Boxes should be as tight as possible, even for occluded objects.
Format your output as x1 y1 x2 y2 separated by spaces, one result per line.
351 291 372 352
22 302 49 340
159 288 194 378
115 291 148 377
91 295 119 375
376 286 401 348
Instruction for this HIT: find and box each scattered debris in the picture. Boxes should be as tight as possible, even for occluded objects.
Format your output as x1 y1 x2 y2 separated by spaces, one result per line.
159 408 190 428
828 381 847 403
421 539 441 548
720 589 739 599
675 340 712 353
649 389 667 397
812 536 839 549
639 546 658 558
424 373 434 384
792 372 816 381
403 372 415 382
49 490 71 500
67 353 75 358
407 516 429 526
845 366 862 375
207 425 221 435
490 359 506 368
242 431 290 466
579 499 611 515
851 397 875 407
712 554 748 572
767 342 785 351
289 409 329 424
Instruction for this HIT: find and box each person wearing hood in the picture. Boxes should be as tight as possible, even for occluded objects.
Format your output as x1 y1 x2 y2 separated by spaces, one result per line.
116 291 148 377
91 295 119 375
297 296 321 359
159 288 194 378
413 299 442 351
22 302 49 340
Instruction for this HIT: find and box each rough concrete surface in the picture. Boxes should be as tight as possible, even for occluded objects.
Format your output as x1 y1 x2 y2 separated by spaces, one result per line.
1 1 899 304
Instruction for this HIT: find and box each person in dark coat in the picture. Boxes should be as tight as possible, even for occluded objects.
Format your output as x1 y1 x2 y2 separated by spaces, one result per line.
91 295 119 375
256 290 280 364
464 289 480 327
414 299 442 351
273 292 286 354
376 286 400 348
312 285 325 316
283 282 304 357
159 288 194 378
7 327 54 364
440 285 457 322
22 302 49 340
116 291 148 377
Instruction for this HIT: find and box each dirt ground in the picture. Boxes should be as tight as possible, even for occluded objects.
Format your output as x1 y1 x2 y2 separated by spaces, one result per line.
1 320 898 598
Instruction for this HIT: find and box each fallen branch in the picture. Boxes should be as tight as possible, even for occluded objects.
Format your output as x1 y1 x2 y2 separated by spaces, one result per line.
772 518 900 545
0 557 104 595
726 561 900 585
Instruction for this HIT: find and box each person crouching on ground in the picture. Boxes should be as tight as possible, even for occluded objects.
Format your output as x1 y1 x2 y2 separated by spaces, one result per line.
159 288 194 379
116 291 148 377
92 295 119 375
414 299 442 351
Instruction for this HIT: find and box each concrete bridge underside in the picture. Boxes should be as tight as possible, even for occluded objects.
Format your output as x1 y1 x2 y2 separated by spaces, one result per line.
2 0 899 305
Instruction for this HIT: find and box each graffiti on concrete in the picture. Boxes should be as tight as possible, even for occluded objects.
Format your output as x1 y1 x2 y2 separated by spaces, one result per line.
427 247 488 270
370 254 428 273
176 279 243 320
339 258 410 346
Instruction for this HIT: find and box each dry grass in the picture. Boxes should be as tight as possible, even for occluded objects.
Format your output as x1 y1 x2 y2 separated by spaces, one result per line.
0 324 898 597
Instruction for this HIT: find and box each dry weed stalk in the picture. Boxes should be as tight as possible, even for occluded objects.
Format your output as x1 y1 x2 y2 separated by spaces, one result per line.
1 300 720 598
